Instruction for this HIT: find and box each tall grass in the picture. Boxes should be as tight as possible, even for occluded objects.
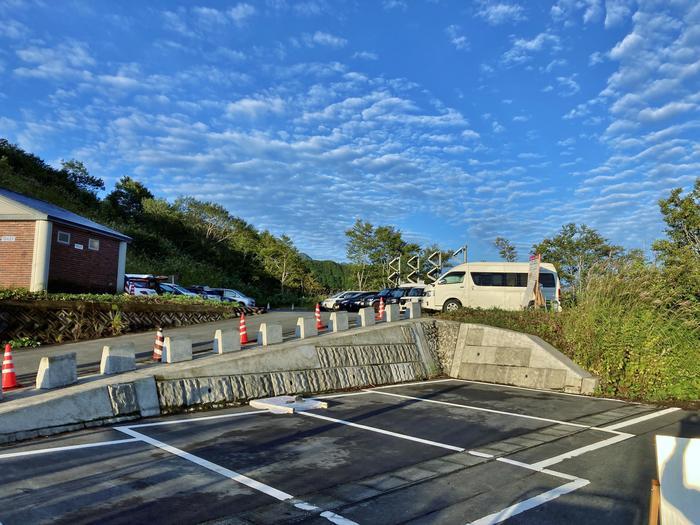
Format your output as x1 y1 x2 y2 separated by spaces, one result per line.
441 261 700 403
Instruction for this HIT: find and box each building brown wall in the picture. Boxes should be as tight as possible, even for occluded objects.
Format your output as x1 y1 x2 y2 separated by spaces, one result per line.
48 224 120 293
0 221 35 289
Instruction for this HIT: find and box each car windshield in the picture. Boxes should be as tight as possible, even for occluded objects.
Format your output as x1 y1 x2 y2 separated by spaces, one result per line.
389 289 405 298
377 289 392 297
408 287 424 296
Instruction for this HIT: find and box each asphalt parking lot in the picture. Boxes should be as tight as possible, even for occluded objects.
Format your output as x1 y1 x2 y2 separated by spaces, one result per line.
0 379 696 524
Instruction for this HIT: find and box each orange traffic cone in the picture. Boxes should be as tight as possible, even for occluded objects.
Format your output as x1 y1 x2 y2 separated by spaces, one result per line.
375 297 385 321
239 314 249 344
315 303 326 330
2 343 22 390
152 328 164 361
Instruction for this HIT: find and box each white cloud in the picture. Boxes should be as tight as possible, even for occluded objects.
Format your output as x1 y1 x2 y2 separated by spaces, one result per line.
474 1 526 25
502 32 560 65
301 31 347 48
14 41 95 79
0 18 28 39
604 0 633 28
228 3 256 24
226 96 285 118
382 0 407 10
637 102 696 123
352 51 378 60
445 25 469 51
589 51 605 65
556 74 580 96
551 0 603 25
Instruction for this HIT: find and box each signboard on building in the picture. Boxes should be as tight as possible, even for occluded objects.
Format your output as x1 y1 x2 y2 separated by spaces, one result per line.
1 235 16 242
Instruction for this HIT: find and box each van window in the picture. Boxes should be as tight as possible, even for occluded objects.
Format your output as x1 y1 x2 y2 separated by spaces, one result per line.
440 272 465 284
472 272 557 287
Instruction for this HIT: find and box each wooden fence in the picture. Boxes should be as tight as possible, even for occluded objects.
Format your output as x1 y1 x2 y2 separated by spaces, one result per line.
0 300 264 344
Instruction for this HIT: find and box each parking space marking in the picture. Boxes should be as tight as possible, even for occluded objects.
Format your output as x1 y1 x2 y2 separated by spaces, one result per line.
445 378 631 403
299 411 466 452
365 389 618 433
531 432 633 469
115 426 358 525
126 409 267 429
599 406 681 431
0 438 140 460
468 478 590 525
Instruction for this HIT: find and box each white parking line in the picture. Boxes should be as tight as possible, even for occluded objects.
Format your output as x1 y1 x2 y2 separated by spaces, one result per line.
116 426 358 525
365 389 618 432
299 411 466 452
599 406 681 431
126 410 267 428
467 478 590 525
0 438 140 459
531 432 634 469
444 378 632 403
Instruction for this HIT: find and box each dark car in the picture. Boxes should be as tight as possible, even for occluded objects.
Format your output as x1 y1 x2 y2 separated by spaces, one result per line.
359 288 409 312
187 285 222 301
335 292 377 312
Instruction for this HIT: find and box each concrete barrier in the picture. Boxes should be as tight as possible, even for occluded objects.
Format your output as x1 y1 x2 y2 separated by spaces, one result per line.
164 337 192 363
36 353 77 389
385 304 400 323
213 329 240 354
258 323 283 346
359 307 375 327
407 302 421 319
100 343 136 375
295 317 318 339
329 311 349 332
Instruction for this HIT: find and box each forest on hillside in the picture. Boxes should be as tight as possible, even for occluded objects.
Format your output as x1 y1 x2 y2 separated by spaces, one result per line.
0 139 352 304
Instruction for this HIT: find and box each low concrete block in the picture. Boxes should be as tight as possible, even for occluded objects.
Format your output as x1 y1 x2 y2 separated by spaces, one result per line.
258 323 283 346
213 329 241 354
295 317 318 339
164 336 192 363
36 353 77 389
385 304 400 323
134 376 160 417
329 311 349 332
407 302 421 319
99 343 136 375
359 307 375 327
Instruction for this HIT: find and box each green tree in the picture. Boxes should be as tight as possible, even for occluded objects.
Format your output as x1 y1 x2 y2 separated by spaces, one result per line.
105 176 154 219
493 237 517 262
652 178 700 300
345 219 375 289
60 159 104 193
532 223 622 290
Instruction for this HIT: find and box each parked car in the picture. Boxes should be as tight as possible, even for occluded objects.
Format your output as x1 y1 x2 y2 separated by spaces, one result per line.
335 292 377 312
187 285 223 301
157 283 199 297
399 285 427 310
124 274 159 296
356 288 409 312
208 288 256 307
321 291 364 310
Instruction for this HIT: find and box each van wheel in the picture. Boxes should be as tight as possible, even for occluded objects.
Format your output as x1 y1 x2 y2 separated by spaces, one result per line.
443 299 462 313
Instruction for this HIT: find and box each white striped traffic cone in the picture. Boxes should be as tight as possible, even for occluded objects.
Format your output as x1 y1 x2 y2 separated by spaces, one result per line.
152 328 164 361
239 314 249 344
375 297 385 321
315 303 325 330
2 343 22 390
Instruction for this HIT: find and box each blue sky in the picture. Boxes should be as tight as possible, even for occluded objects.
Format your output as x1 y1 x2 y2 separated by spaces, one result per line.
1 0 698 261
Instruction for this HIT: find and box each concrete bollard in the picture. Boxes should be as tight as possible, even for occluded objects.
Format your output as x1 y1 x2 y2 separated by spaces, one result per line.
295 317 318 339
258 323 283 346
213 329 241 354
385 304 400 323
36 353 77 389
100 343 136 375
359 307 375 328
164 336 193 363
329 311 349 332
407 302 422 319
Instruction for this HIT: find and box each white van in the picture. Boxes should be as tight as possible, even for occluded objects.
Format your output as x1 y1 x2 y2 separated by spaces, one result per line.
422 262 561 312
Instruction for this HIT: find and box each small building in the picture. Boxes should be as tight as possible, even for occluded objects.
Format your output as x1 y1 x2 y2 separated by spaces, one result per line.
0 188 131 293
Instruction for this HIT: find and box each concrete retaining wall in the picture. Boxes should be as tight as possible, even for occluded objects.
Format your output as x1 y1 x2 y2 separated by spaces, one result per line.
0 318 597 444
